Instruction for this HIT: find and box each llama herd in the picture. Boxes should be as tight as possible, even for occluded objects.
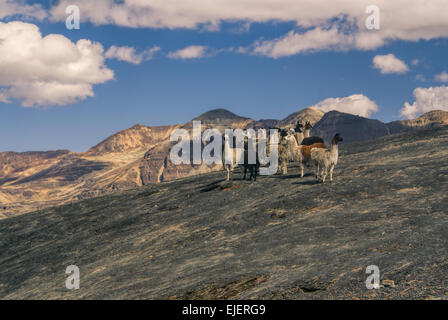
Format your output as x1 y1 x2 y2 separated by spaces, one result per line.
223 120 343 183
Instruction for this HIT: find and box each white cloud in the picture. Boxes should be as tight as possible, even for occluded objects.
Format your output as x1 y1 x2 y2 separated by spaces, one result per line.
0 0 47 20
168 46 209 59
373 54 409 74
411 59 420 66
47 0 448 57
0 21 114 108
435 71 448 82
105 45 160 64
401 86 448 119
252 27 353 58
311 94 379 118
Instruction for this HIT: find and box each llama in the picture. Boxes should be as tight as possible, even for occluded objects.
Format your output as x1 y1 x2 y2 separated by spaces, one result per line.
222 135 243 181
311 133 343 183
278 129 291 175
222 134 259 181
285 131 327 178
240 145 260 181
304 121 312 138
294 121 305 145
301 121 325 146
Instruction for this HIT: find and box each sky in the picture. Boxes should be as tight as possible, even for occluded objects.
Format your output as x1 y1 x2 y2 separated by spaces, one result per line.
1 0 448 152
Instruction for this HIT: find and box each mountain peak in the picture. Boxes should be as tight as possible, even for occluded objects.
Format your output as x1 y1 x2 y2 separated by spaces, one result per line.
417 110 448 121
278 107 325 127
194 108 248 121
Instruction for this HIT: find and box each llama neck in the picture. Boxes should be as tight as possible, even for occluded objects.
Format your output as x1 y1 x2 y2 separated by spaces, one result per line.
330 142 339 160
295 132 304 144
288 135 299 149
304 129 310 138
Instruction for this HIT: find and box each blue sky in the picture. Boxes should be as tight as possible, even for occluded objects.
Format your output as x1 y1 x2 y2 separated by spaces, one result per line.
1 0 448 152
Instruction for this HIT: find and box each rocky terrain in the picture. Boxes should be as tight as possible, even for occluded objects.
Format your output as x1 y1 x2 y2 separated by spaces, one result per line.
0 125 447 299
388 110 448 134
1 108 447 218
312 111 390 144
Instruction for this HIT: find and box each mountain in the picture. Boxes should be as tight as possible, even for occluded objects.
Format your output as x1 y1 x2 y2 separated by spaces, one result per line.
312 110 390 144
2 126 447 299
139 109 254 184
277 107 325 128
87 124 180 155
0 123 182 217
1 108 445 218
0 150 70 183
193 108 249 122
187 108 254 131
387 110 448 134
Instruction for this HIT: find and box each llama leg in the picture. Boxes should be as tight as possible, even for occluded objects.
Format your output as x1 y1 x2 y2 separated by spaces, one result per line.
243 166 247 180
238 165 244 179
300 163 304 178
329 164 335 182
282 161 287 175
319 167 325 182
226 167 230 181
322 167 328 183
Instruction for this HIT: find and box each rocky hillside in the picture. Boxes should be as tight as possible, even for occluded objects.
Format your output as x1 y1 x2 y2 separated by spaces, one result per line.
277 107 325 128
1 108 446 218
312 111 390 144
1 126 447 299
387 110 448 134
0 150 70 182
87 124 180 155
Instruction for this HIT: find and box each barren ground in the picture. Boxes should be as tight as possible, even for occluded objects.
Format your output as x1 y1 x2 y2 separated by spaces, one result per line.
1 126 447 299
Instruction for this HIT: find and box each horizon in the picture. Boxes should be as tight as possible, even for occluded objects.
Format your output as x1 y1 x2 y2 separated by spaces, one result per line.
1 1 448 152
2 106 444 154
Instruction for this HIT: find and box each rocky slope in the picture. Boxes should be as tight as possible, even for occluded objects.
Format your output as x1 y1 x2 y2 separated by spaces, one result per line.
277 107 325 128
87 124 180 155
387 110 448 134
1 108 446 218
1 126 447 299
312 111 391 144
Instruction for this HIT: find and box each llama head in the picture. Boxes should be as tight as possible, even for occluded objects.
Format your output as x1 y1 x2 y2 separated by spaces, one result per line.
279 128 289 138
305 121 313 130
332 133 343 144
287 127 296 136
295 121 304 133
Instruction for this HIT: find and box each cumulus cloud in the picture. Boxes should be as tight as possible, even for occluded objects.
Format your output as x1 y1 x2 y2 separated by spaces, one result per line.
373 54 409 74
400 86 448 119
46 0 448 57
0 0 47 20
312 94 379 118
168 46 209 59
105 45 160 64
0 21 114 107
435 71 448 82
